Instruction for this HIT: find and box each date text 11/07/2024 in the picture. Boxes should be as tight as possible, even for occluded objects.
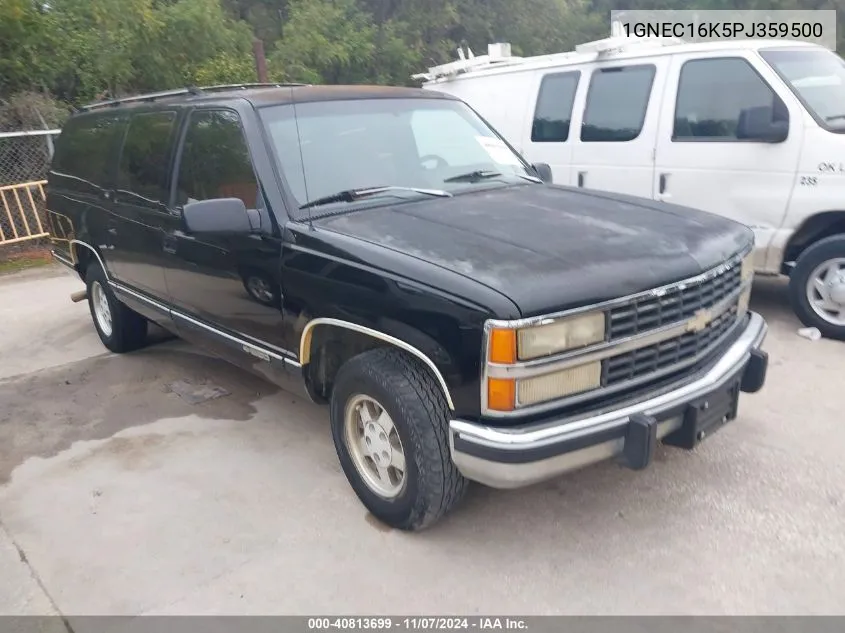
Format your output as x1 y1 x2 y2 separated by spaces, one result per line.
307 618 528 631
622 21 825 39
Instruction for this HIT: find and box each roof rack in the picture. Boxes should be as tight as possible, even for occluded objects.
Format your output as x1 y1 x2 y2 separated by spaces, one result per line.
412 43 525 82
413 29 685 82
80 83 308 111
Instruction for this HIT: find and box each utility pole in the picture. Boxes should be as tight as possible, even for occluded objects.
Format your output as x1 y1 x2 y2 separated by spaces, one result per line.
253 39 269 83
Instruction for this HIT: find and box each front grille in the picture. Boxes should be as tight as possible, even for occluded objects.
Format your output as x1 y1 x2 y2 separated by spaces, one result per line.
604 304 738 386
608 261 742 339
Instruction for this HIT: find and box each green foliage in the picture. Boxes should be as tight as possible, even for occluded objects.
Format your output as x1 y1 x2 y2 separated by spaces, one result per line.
193 53 261 86
0 91 71 132
271 0 378 84
2 0 845 112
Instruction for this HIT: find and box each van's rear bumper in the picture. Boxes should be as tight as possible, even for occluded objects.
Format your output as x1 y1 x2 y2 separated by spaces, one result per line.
449 312 768 489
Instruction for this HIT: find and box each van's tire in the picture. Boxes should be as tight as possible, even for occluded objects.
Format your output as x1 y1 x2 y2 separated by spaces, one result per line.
329 348 469 531
788 234 845 341
85 262 148 353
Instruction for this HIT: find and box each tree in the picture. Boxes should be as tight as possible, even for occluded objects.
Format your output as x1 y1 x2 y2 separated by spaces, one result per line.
0 0 56 95
271 0 378 84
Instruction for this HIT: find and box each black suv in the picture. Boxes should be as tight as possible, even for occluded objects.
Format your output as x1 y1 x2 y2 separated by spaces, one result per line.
47 83 769 531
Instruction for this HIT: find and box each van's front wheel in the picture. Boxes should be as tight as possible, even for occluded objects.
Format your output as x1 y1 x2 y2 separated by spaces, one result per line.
329 348 468 531
789 235 845 340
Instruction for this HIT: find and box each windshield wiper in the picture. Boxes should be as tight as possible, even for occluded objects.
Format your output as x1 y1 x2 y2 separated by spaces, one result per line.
443 170 543 185
299 185 452 210
826 114 845 122
443 170 503 183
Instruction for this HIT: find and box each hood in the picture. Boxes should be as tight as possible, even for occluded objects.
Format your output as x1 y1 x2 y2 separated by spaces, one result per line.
316 184 753 317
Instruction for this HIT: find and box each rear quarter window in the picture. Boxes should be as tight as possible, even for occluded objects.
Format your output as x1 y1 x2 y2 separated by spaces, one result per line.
50 113 127 193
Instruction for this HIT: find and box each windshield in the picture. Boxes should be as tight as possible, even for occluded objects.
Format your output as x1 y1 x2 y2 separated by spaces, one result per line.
259 97 537 216
760 47 845 131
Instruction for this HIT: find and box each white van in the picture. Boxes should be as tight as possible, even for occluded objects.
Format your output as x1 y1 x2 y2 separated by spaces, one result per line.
417 36 845 340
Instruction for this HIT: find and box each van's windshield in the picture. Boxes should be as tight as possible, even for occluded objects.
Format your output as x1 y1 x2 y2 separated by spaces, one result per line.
259 97 539 217
760 47 845 132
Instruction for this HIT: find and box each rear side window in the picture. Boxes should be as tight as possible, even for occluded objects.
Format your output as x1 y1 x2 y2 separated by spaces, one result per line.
51 114 126 188
673 57 785 141
581 65 656 142
532 71 580 142
175 110 261 209
117 111 177 203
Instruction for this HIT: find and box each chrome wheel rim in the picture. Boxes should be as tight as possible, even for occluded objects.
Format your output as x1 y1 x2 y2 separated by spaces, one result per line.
344 394 407 499
247 276 273 303
806 257 845 327
91 281 113 337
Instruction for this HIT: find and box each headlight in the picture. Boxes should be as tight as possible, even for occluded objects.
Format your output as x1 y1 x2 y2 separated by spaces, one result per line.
737 281 752 319
516 312 605 360
485 311 606 412
517 362 601 406
736 252 754 318
740 251 754 283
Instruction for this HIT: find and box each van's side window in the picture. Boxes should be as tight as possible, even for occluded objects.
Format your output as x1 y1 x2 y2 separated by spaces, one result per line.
175 110 261 209
51 114 126 188
581 65 656 143
117 111 177 204
531 71 580 142
673 58 785 141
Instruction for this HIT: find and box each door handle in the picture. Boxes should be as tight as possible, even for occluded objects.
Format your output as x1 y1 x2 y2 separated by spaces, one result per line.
577 172 585 188
659 173 668 195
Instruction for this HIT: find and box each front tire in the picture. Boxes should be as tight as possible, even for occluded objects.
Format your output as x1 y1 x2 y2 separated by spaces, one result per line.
330 348 468 531
86 262 148 353
788 235 845 341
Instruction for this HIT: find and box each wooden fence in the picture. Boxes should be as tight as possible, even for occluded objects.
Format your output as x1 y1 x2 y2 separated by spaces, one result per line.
0 180 49 246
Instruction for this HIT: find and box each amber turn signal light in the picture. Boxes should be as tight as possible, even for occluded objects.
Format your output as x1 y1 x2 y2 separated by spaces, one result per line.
488 328 516 364
487 378 516 412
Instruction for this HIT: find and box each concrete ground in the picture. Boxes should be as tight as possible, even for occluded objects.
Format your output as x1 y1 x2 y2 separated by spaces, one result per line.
0 264 843 617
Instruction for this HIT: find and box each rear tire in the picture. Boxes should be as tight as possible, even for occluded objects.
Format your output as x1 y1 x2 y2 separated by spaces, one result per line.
329 348 468 531
86 262 148 353
788 235 845 341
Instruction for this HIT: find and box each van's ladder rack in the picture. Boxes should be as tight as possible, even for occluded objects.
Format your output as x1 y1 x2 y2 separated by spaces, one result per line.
414 28 685 82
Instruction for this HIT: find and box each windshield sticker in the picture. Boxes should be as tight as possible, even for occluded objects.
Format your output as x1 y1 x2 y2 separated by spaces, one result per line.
476 136 522 166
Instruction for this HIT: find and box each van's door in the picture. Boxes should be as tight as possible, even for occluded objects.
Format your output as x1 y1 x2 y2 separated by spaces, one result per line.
569 57 670 197
521 69 583 186
653 51 803 267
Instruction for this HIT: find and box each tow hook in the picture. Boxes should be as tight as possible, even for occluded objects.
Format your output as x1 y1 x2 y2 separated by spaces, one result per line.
70 289 87 303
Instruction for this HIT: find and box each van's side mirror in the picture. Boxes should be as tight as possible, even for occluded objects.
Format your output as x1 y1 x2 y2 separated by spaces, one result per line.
182 198 253 234
532 162 554 184
736 105 788 143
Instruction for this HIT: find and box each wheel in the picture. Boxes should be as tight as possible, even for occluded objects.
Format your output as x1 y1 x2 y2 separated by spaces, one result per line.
329 348 468 531
788 234 845 340
86 262 148 352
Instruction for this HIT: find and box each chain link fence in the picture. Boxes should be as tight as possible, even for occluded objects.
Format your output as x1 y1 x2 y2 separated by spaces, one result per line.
0 129 60 246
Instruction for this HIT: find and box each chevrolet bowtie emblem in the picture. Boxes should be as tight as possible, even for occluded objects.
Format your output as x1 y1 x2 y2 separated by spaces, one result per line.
687 308 713 334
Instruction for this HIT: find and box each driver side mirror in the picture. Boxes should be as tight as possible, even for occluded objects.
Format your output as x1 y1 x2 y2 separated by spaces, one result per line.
736 105 789 143
182 198 254 234
532 162 554 184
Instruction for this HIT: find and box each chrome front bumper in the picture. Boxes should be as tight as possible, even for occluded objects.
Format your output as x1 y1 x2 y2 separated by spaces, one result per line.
449 311 769 489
